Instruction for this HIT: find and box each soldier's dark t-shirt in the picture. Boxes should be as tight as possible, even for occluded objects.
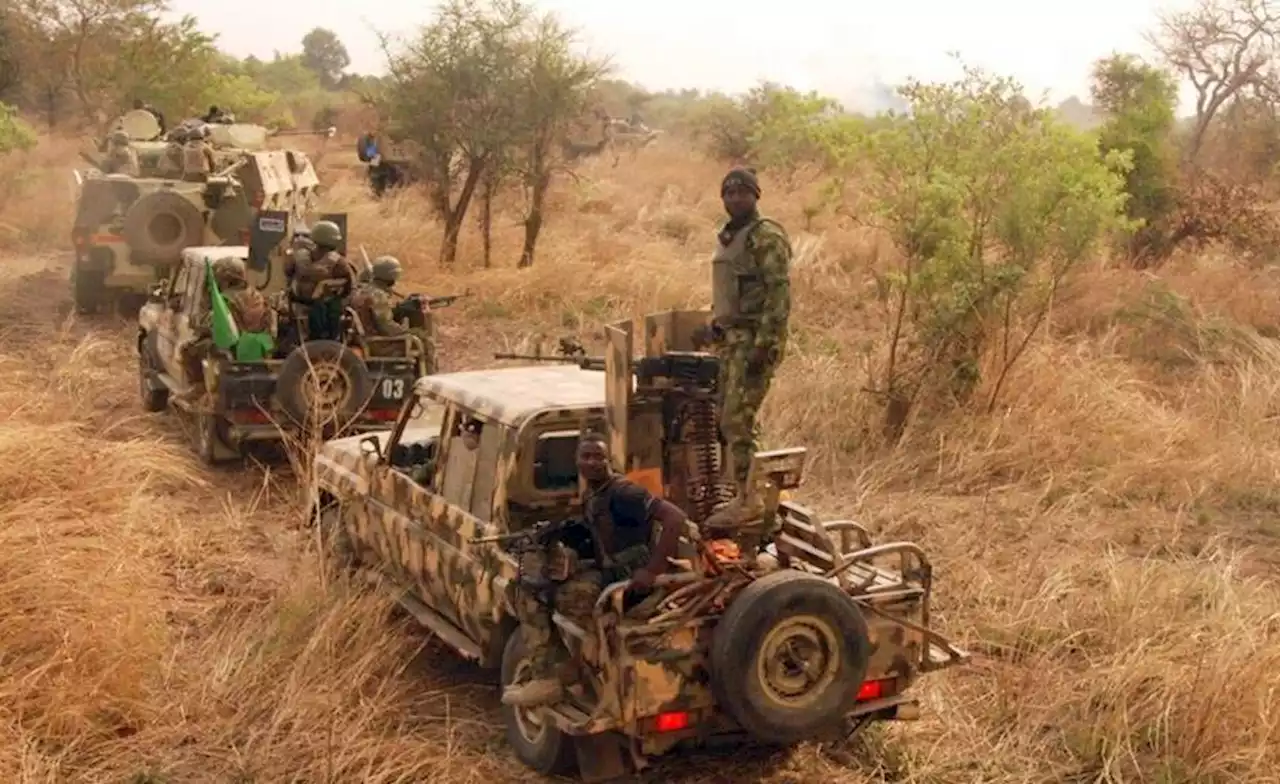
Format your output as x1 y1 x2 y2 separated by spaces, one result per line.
588 477 658 555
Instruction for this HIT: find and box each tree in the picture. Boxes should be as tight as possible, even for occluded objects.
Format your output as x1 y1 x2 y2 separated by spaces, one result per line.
300 27 350 89
509 12 608 267
11 0 228 129
1148 0 1280 161
1090 54 1180 264
0 101 35 154
380 0 528 264
855 65 1131 439
378 0 602 267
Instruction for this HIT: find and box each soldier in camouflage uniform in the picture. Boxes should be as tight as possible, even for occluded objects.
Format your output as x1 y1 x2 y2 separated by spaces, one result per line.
284 219 356 342
502 431 689 708
179 257 277 401
700 167 792 527
350 256 437 373
102 130 140 176
181 124 216 182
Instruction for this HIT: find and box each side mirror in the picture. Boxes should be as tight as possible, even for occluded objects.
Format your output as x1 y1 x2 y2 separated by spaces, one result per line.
359 434 383 460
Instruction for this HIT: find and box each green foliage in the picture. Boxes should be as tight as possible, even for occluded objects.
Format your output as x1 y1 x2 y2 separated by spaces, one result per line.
379 0 606 265
0 100 35 153
300 27 350 89
857 65 1132 432
1090 54 1179 262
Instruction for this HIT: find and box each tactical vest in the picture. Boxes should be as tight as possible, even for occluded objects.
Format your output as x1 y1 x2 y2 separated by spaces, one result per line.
290 251 351 302
583 477 652 571
182 142 210 176
226 287 272 333
712 217 784 327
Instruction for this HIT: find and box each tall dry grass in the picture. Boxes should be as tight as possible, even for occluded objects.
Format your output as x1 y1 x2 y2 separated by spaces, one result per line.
0 129 1277 783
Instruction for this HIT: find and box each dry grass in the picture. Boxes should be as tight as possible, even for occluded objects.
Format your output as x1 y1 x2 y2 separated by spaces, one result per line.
1 128 1278 784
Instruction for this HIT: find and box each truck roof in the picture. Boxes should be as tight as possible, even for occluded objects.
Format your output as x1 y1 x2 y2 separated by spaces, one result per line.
414 365 605 428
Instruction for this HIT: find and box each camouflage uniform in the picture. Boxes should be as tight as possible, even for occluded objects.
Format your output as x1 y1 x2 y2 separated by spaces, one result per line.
709 174 791 495
508 475 659 705
181 258 276 400
350 256 437 373
103 131 140 177
181 126 216 182
285 220 355 342
196 259 277 339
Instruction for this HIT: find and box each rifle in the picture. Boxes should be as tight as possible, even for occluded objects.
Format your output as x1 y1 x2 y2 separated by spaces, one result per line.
391 291 471 329
470 517 578 548
493 352 606 371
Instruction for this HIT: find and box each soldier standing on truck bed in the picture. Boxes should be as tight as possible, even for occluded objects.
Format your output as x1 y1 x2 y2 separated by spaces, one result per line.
102 130 140 177
700 167 792 527
502 431 688 709
181 125 216 182
284 220 356 342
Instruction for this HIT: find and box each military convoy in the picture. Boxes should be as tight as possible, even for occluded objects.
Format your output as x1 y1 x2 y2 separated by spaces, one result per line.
72 109 336 315
308 309 968 781
136 211 433 464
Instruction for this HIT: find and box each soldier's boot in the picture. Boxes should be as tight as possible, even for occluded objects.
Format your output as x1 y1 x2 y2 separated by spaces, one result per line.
703 494 766 531
501 678 564 708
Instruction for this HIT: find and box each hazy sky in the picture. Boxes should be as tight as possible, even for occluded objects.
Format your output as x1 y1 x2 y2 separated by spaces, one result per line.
167 0 1194 112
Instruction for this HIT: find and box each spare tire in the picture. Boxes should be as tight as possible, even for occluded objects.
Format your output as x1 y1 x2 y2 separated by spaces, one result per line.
710 570 871 745
122 190 205 260
275 340 373 427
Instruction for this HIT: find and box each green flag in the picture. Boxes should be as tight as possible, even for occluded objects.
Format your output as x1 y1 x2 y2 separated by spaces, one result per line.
206 258 275 362
206 259 239 351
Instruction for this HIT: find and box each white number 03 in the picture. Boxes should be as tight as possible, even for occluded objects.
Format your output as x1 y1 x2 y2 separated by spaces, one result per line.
380 378 406 400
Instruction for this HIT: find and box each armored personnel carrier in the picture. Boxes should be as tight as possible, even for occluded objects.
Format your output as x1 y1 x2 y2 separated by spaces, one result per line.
71 109 336 314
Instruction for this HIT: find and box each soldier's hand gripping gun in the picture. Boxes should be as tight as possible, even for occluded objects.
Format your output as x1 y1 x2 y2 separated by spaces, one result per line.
470 518 582 590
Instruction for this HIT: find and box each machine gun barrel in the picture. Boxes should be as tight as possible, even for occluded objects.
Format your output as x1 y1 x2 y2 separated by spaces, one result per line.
493 352 606 371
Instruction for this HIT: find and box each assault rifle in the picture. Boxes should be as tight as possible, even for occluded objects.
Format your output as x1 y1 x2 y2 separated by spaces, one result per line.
493 336 606 370
391 290 472 329
470 517 581 553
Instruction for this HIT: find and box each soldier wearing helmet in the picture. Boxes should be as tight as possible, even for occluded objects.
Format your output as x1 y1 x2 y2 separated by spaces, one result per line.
102 129 140 177
284 219 356 342
350 256 438 373
196 257 278 341
181 124 216 182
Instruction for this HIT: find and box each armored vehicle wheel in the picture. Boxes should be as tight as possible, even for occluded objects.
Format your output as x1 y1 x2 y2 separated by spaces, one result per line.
122 190 204 259
500 632 575 775
137 356 169 412
276 340 373 427
710 570 872 746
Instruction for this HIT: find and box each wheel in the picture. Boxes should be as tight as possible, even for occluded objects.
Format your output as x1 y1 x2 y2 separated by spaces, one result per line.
710 570 872 746
138 356 168 412
275 340 373 428
500 631 575 776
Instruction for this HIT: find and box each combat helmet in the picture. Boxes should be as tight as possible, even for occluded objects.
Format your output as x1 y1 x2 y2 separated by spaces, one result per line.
371 256 402 285
109 129 130 146
311 220 343 249
212 256 248 287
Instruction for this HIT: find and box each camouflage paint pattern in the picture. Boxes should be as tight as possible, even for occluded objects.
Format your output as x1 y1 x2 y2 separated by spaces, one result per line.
310 311 968 755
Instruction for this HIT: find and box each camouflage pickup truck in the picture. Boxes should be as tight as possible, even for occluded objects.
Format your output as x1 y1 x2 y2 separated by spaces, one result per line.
310 309 968 781
137 214 430 464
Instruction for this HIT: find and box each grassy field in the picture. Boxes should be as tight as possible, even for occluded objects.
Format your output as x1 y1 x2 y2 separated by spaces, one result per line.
0 130 1278 783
